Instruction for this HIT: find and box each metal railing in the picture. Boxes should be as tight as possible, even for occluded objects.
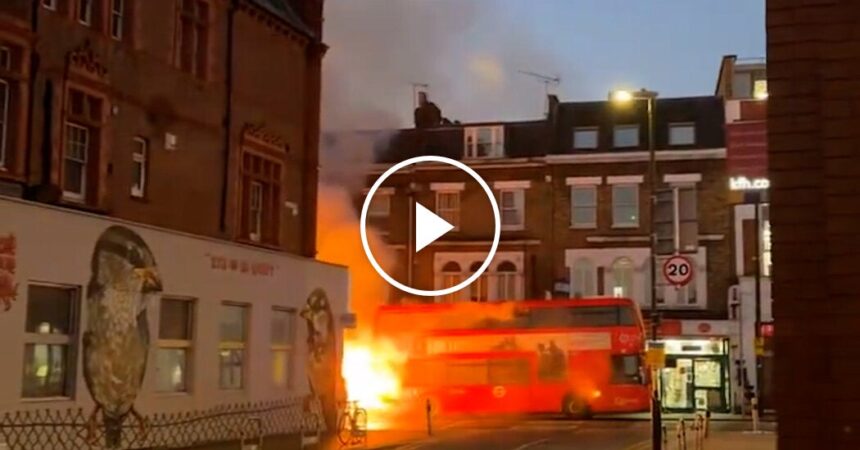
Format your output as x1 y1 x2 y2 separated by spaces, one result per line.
0 397 325 450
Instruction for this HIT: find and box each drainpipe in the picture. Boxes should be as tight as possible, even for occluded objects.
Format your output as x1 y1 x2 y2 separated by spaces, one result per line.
219 0 238 233
23 0 40 195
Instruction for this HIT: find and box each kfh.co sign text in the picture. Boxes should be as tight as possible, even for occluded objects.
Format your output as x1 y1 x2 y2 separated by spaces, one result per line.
730 176 770 191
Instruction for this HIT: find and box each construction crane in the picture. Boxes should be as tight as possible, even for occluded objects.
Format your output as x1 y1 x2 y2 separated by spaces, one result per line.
518 70 561 115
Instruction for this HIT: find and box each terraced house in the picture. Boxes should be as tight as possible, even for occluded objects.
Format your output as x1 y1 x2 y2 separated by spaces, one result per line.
353 91 744 412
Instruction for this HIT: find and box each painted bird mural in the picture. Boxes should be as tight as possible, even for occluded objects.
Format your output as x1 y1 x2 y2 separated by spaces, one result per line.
83 226 162 448
300 288 337 431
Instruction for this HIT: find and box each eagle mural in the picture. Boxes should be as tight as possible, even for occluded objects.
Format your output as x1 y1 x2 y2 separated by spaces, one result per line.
83 226 162 447
300 288 338 432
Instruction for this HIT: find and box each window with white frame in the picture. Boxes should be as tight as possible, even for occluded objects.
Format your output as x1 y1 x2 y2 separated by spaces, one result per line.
464 126 504 158
248 181 263 242
78 0 93 25
42 0 57 10
570 258 596 298
612 185 639 227
368 192 391 217
496 260 518 300
63 123 89 201
156 297 194 393
439 261 462 303
436 191 460 230
613 124 639 148
131 137 147 198
669 123 696 146
611 258 634 298
468 261 488 302
499 189 525 230
219 303 248 390
110 0 125 40
22 284 79 398
271 307 296 389
573 127 598 149
0 78 8 169
570 186 597 228
656 182 698 254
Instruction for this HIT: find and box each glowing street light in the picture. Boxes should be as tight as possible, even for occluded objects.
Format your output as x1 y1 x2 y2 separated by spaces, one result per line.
611 89 635 103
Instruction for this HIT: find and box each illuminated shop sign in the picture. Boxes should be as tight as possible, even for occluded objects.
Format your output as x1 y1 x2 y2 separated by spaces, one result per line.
729 176 770 191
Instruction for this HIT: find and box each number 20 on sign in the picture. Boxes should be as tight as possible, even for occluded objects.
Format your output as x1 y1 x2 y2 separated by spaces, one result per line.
663 255 694 287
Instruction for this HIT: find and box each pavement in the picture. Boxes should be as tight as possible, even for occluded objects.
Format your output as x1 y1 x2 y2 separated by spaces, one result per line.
321 415 777 450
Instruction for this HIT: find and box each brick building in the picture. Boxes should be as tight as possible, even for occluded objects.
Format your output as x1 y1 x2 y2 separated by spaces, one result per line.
768 0 860 448
0 1 348 446
351 92 741 411
0 0 324 257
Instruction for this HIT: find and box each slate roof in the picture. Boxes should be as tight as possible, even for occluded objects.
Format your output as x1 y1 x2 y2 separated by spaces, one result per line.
250 0 316 39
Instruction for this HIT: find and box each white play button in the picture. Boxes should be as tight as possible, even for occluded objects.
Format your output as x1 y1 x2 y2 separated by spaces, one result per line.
414 202 454 252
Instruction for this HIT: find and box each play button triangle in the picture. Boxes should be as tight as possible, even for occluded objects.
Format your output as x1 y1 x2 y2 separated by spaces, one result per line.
415 202 454 253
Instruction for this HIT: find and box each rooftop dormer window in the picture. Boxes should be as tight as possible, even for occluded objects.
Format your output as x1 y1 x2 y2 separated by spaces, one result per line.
464 126 504 158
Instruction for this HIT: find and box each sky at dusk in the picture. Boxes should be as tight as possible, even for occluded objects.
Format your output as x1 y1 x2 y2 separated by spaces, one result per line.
321 0 765 130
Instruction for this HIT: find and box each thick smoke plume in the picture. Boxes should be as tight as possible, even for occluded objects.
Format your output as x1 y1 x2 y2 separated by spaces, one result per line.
322 0 566 128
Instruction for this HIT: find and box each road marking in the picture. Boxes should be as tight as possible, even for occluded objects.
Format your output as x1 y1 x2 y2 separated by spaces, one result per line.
510 438 550 450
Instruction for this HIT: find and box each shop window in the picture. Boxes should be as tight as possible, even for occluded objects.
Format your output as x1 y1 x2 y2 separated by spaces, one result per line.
271 307 296 389
22 285 79 398
570 258 596 298
610 354 642 384
435 191 460 230
156 297 194 392
219 303 248 390
240 151 282 245
177 0 210 79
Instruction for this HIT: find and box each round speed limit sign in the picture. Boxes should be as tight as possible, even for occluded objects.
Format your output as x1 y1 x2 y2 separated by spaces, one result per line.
663 255 694 287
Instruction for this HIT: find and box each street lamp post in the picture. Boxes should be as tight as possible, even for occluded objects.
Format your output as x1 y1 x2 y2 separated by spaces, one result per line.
611 88 661 450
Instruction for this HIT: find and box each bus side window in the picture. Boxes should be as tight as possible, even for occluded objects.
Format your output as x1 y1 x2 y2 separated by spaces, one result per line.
610 355 642 384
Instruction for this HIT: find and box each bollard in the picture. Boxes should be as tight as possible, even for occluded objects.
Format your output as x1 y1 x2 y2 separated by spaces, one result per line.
704 410 710 439
662 424 668 449
426 399 433 436
751 397 760 433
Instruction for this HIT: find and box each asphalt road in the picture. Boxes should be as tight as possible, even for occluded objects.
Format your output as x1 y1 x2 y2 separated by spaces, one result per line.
365 417 771 450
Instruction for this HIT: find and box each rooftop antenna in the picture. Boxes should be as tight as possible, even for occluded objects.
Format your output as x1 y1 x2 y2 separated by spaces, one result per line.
518 70 561 115
411 82 429 110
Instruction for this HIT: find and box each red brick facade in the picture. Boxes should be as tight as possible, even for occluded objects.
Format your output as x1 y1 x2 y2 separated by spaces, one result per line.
0 0 323 257
768 0 860 448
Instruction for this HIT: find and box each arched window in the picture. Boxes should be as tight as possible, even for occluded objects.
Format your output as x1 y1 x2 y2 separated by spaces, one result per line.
440 261 462 303
611 257 634 298
496 260 518 300
571 258 596 298
469 261 488 302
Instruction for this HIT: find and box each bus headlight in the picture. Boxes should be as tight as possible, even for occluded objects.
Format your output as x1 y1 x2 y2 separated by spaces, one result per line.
592 390 602 399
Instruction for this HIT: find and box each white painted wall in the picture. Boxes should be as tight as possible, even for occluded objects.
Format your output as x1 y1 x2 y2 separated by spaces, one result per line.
0 196 349 415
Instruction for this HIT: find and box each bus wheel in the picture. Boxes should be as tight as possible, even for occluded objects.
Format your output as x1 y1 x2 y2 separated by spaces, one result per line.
561 394 589 419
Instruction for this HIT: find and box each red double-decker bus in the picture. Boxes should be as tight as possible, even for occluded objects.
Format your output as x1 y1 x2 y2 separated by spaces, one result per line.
374 298 650 418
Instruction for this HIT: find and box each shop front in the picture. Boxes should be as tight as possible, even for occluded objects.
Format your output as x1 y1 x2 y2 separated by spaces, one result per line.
659 337 732 413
